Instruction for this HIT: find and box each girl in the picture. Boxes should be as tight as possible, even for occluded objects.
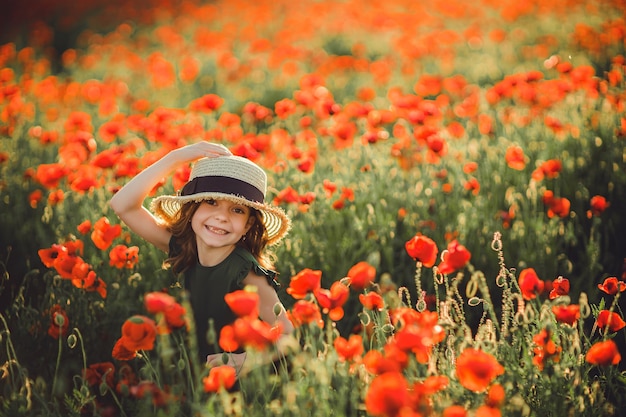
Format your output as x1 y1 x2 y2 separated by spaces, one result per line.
109 141 294 376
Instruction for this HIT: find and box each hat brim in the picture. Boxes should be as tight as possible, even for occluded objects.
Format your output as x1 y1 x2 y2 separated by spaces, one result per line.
150 192 290 245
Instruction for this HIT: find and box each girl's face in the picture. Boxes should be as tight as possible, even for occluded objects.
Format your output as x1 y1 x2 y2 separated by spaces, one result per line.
191 199 254 252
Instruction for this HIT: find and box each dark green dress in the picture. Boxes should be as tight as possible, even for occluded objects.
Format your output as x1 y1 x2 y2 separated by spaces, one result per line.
170 239 279 363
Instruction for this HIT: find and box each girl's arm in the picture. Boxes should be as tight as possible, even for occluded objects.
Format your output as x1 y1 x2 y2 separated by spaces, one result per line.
239 273 296 373
109 142 231 252
245 273 295 336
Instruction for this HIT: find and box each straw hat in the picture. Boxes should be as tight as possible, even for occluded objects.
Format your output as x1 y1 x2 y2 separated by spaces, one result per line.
150 155 290 245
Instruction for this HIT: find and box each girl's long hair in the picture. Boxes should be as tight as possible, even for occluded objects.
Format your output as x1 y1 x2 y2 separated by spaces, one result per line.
164 201 274 274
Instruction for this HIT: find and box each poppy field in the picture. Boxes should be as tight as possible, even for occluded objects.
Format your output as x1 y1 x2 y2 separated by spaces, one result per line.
1 0 626 416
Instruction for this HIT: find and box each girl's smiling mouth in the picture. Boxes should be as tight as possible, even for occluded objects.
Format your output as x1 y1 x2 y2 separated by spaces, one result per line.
206 225 228 235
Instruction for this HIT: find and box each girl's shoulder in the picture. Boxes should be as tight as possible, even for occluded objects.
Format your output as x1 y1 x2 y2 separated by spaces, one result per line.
232 246 280 291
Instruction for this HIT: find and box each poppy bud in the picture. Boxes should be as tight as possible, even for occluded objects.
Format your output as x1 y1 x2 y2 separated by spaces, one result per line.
67 333 77 349
54 312 66 327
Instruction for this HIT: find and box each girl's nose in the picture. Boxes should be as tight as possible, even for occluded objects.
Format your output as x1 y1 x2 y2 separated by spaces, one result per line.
213 203 229 220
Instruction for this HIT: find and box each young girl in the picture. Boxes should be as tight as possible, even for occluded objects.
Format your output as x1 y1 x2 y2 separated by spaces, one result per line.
109 141 294 376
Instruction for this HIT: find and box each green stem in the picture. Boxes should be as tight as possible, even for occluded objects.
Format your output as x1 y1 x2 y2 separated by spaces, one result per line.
140 350 161 387
105 385 130 417
174 332 196 400
73 328 88 373
51 329 62 398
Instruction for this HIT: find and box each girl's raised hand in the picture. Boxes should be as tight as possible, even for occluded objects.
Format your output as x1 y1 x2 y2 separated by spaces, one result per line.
173 141 232 163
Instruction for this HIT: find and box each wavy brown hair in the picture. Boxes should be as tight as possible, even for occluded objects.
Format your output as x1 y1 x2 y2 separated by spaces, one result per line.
164 201 274 274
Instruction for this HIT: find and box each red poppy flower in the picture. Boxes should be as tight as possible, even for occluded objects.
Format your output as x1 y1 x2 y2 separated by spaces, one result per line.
53 250 83 279
365 372 409 417
549 276 570 300
115 157 140 179
225 289 259 318
179 55 200 83
91 217 122 250
532 328 561 370
203 365 237 393
218 324 239 352
552 304 580 325
463 162 478 174
322 179 337 197
505 145 526 170
287 300 324 328
543 193 570 218
426 134 447 158
298 192 316 206
329 118 357 149
91 147 125 168
144 292 186 329
98 119 127 143
84 272 106 297
363 349 405 375
544 116 566 135
391 310 445 364
64 239 83 255
597 310 626 332
129 381 171 407
405 234 438 267
464 177 480 195
76 220 92 235
541 189 553 205
532 159 562 181
585 340 621 366
229 141 259 160
112 338 137 361
443 405 468 417
70 260 106 296
173 164 192 192
147 53 176 89
414 74 442 97
475 405 500 417
242 102 272 123
287 268 322 299
347 261 376 291
332 198 346 210
587 195 609 217
47 189 64 205
297 156 315 173
334 334 364 362
359 292 384 311
478 114 493 135
598 277 626 295
273 186 301 205
314 281 350 321
518 268 544 300
48 305 69 339
437 240 471 274
485 383 506 408
35 163 68 188
413 375 449 401
83 362 115 388
446 121 465 139
340 187 355 202
219 317 282 352
456 348 504 393
120 315 157 352
275 98 297 119
28 189 43 208
38 244 64 268
109 245 139 269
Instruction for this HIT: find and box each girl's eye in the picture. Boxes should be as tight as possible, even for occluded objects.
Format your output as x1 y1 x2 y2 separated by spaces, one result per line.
206 199 217 205
233 207 247 214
